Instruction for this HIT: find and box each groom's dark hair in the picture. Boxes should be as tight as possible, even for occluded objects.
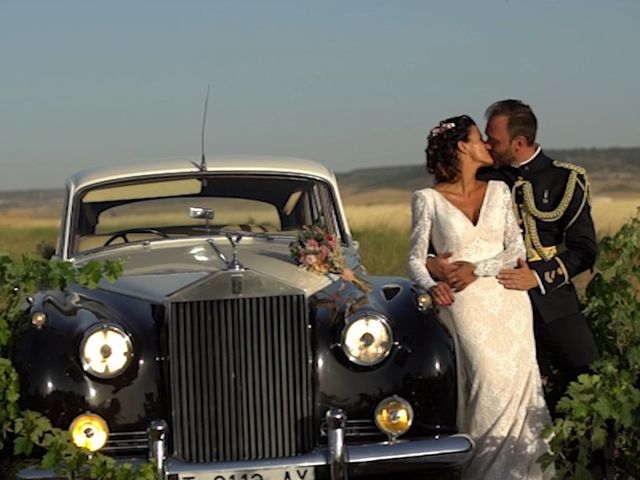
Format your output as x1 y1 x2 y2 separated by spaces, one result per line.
485 99 537 146
425 114 476 184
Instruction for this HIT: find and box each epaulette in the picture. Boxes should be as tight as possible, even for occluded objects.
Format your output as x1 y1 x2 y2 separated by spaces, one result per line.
552 159 591 206
552 160 587 176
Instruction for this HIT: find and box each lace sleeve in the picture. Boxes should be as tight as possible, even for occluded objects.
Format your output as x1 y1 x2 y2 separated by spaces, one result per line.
474 183 526 277
408 191 438 291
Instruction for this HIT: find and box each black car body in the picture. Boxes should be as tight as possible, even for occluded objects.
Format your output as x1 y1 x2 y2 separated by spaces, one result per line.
15 156 472 479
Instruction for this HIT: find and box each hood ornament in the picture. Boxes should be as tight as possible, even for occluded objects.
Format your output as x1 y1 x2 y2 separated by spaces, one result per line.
206 232 245 271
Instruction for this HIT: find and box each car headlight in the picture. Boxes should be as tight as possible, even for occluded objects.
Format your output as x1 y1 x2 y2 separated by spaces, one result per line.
80 324 133 379
341 313 393 366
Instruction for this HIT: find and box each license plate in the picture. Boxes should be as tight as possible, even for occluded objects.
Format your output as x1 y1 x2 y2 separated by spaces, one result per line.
178 467 314 480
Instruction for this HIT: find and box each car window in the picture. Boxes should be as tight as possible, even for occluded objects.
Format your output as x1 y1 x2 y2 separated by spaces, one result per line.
71 174 345 255
95 197 280 233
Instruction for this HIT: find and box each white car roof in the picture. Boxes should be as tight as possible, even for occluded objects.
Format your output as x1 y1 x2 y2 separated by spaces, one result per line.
66 155 338 193
60 155 351 260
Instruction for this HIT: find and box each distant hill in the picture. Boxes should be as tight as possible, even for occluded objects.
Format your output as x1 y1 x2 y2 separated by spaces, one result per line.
337 147 640 195
546 147 640 176
0 147 638 215
0 189 63 207
338 164 433 193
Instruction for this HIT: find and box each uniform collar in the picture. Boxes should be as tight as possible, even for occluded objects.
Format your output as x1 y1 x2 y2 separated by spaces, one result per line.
514 147 550 175
512 145 541 168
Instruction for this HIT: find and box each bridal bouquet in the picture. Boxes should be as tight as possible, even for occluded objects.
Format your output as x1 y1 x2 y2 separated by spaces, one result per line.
289 225 371 293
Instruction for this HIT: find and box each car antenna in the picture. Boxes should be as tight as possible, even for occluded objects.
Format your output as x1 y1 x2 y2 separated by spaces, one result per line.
192 85 211 177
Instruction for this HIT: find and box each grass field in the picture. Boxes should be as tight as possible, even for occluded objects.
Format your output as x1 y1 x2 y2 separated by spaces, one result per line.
1 197 637 282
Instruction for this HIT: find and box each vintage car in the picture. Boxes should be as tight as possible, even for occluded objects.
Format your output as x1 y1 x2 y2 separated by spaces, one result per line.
15 156 472 479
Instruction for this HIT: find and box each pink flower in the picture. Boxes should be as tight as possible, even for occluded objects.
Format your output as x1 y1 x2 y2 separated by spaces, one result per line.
291 225 358 285
341 267 355 282
304 254 318 266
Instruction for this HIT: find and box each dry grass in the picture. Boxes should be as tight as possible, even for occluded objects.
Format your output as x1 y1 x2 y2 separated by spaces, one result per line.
345 203 411 230
0 226 59 258
590 197 640 238
346 196 640 238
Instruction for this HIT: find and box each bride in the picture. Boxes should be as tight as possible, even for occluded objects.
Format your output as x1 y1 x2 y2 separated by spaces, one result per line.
408 115 553 479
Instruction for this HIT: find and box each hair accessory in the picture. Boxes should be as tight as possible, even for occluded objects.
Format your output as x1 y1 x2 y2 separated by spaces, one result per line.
428 121 456 139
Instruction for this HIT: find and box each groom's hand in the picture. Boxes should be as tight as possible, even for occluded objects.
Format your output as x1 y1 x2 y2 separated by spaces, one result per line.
426 252 454 280
497 258 538 290
447 261 478 291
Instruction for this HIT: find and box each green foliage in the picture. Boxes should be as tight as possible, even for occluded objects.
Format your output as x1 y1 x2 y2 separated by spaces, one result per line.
37 428 157 480
0 357 20 448
543 212 640 478
0 252 154 479
12 410 53 456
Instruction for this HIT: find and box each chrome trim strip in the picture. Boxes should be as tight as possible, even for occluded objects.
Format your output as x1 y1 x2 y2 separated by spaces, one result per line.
347 435 472 464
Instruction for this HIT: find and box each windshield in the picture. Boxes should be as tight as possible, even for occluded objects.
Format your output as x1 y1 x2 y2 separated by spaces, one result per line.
71 174 344 254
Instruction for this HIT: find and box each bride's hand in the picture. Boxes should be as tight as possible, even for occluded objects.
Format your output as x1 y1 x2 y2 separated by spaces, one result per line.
447 261 478 291
429 282 455 306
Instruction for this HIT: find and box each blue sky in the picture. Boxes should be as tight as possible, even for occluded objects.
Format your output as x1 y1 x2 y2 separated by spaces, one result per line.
1 0 639 191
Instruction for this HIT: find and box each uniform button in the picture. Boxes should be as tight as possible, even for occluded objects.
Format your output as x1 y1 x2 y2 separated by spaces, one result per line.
523 166 530 171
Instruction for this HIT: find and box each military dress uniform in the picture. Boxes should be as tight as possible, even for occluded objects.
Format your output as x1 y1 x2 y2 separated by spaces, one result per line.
478 149 600 393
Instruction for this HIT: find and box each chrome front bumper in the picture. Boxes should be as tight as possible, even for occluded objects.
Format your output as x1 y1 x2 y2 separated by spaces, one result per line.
18 409 473 480
156 409 473 480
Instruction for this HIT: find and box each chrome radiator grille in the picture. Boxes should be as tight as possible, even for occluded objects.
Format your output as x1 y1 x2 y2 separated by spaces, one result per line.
168 295 313 462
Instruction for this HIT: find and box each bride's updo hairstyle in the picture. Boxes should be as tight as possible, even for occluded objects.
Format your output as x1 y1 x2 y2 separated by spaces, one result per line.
426 115 476 184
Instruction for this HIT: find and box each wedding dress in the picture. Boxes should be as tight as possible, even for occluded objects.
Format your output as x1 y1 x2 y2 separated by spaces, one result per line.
408 180 553 479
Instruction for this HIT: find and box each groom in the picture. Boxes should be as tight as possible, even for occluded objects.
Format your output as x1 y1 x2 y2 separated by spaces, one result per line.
428 99 600 408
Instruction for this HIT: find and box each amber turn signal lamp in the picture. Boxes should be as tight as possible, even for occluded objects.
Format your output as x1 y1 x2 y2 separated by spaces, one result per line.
416 293 433 311
31 312 47 327
375 395 413 440
69 413 109 452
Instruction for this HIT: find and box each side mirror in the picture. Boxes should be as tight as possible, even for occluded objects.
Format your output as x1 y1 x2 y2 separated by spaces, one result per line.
189 207 214 220
190 207 215 233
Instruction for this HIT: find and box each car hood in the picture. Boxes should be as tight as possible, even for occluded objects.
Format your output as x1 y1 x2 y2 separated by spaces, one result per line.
83 237 333 302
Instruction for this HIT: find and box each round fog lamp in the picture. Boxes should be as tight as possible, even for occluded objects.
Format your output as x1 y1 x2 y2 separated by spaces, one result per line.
375 395 413 439
69 413 109 452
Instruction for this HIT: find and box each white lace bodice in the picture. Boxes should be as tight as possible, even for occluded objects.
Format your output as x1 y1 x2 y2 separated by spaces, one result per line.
408 180 526 291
